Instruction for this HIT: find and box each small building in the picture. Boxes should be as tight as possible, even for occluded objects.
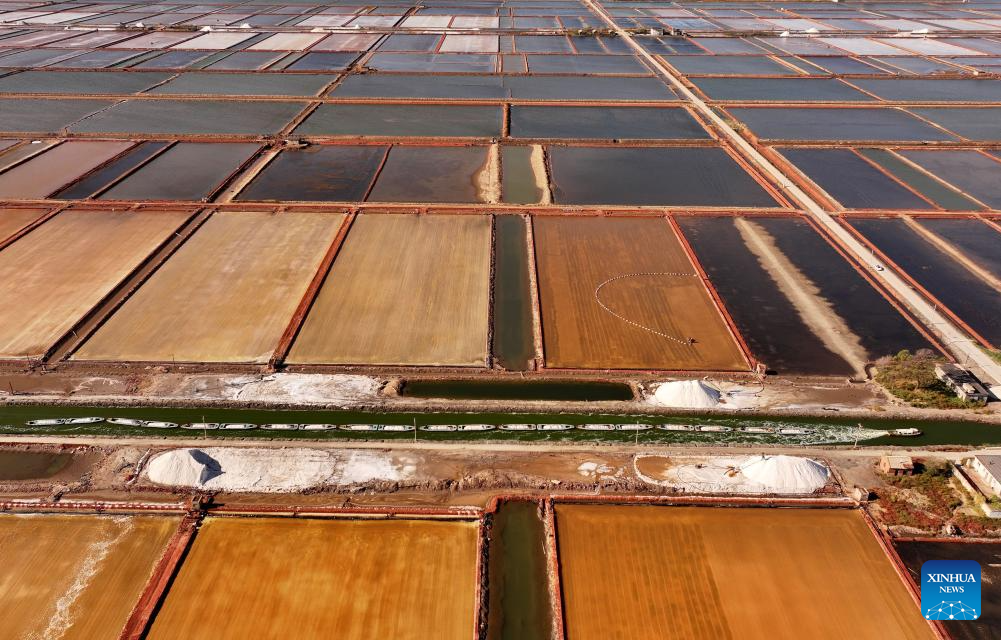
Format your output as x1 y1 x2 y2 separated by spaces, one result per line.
971 455 1001 496
880 455 915 476
935 363 990 403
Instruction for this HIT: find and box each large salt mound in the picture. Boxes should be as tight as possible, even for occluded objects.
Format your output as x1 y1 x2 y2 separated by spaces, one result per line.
739 454 830 494
146 447 337 492
653 380 720 408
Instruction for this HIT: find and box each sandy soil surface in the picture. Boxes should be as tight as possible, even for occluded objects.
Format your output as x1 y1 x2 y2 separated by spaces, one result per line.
0 209 189 358
0 373 131 396
0 438 973 510
0 513 178 640
147 517 478 640
556 505 934 640
533 216 748 370
132 445 636 499
288 214 492 366
0 440 660 506
74 210 344 363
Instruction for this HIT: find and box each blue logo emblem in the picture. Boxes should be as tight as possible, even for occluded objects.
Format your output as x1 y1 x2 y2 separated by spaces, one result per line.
921 560 981 620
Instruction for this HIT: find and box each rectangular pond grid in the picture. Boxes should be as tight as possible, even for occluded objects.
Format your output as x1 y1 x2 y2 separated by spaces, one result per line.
0 0 998 378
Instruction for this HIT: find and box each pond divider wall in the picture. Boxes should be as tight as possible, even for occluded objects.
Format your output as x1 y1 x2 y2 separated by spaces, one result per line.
861 508 950 640
118 513 199 640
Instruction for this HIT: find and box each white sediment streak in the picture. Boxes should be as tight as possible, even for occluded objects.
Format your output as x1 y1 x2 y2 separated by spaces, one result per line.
902 216 1001 294
34 517 133 640
477 143 501 204
736 217 868 374
530 145 552 205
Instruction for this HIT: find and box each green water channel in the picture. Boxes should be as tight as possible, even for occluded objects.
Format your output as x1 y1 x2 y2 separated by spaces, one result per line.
0 403 999 447
501 147 543 205
487 500 553 640
492 214 536 371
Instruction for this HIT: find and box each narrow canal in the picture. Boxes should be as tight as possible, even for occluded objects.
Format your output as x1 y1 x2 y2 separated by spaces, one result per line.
487 500 553 640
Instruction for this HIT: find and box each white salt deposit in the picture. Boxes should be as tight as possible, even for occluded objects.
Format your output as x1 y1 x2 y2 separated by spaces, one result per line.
577 461 612 477
40 517 132 639
653 380 721 408
739 454 830 494
635 454 830 495
145 447 416 492
333 451 407 484
231 373 380 404
146 448 336 492
148 373 381 405
650 379 760 410
157 449 217 486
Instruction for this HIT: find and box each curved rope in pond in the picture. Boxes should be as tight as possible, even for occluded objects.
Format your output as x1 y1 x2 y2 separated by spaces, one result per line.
594 272 699 346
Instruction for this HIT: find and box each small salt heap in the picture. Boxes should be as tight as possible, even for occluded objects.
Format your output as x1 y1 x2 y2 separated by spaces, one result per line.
739 455 830 493
653 380 721 408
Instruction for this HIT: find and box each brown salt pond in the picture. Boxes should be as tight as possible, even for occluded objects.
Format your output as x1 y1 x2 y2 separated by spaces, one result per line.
0 206 50 241
288 213 491 366
0 140 133 199
0 209 191 358
147 517 478 640
75 211 344 363
556 505 934 640
533 216 747 370
0 514 178 639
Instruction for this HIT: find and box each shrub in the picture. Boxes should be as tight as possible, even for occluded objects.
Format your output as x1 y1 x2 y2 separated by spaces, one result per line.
874 351 983 410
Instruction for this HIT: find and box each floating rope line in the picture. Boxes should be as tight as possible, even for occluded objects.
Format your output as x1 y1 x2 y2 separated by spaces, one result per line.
594 272 700 346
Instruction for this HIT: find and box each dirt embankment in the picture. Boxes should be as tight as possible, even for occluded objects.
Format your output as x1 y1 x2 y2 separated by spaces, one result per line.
476 143 502 204
0 444 663 505
530 145 552 205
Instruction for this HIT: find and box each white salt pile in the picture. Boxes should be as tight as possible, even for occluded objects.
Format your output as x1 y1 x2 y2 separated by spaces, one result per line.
146 447 336 492
145 447 416 492
739 454 830 494
636 454 830 495
653 380 721 408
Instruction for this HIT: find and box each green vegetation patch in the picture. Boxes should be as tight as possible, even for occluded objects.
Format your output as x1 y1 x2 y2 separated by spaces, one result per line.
875 349 984 410
875 460 1001 536
875 461 962 531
